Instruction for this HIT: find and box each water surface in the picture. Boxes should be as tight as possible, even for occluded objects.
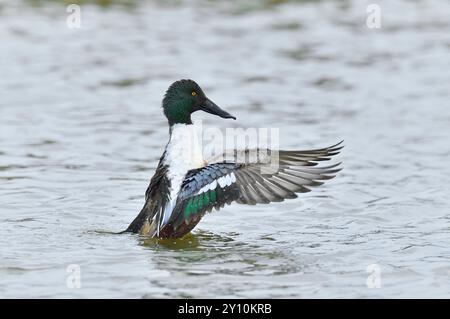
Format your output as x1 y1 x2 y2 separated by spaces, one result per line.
1 0 450 298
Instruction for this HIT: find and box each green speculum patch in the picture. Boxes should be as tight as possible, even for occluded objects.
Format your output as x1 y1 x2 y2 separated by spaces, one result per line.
184 189 217 219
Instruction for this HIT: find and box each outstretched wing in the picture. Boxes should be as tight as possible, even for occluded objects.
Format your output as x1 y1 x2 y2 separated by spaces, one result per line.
170 163 241 230
168 141 343 230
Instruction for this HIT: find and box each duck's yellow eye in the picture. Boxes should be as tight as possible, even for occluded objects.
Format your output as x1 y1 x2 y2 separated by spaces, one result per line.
191 91 197 96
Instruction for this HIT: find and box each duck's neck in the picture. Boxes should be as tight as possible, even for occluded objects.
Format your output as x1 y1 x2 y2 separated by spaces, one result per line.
164 123 204 171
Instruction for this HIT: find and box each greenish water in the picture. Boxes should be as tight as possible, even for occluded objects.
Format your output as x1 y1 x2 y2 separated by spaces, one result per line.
1 0 450 298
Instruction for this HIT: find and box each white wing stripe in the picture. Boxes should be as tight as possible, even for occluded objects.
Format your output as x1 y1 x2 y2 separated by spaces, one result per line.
218 176 227 188
196 174 237 195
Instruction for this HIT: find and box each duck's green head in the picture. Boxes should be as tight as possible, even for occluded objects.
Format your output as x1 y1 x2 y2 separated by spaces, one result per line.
162 79 236 126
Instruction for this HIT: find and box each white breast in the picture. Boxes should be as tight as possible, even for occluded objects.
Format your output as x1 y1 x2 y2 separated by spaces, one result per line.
161 124 205 225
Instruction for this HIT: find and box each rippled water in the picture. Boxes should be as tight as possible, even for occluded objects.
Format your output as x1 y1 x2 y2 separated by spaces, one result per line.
1 0 450 298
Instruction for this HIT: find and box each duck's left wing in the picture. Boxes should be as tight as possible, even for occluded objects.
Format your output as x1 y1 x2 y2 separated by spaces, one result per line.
169 142 343 230
170 163 242 230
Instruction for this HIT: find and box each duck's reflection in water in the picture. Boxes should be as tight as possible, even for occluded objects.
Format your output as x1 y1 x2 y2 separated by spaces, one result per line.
138 229 309 277
138 230 235 251
137 230 314 298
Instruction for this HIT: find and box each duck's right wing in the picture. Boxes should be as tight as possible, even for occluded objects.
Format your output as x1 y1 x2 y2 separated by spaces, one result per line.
124 161 170 235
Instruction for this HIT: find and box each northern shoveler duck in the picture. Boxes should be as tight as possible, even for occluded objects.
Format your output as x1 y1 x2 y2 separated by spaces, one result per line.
123 79 342 238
